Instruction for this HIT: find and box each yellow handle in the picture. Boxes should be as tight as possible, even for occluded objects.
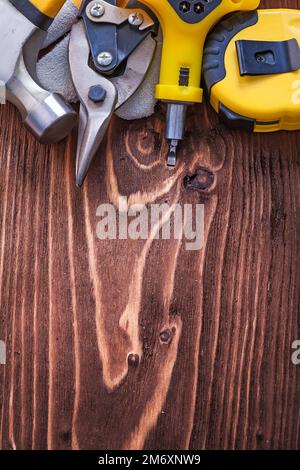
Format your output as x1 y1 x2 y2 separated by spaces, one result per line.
29 0 66 17
72 0 82 8
141 0 260 103
71 0 128 9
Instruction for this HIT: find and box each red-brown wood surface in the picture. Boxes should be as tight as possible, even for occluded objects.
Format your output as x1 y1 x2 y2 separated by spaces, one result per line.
0 0 299 450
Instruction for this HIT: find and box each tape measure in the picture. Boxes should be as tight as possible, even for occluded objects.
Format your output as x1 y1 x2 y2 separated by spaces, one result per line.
202 9 300 132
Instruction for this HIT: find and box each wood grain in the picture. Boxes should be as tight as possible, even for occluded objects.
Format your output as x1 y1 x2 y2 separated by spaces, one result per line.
0 0 299 450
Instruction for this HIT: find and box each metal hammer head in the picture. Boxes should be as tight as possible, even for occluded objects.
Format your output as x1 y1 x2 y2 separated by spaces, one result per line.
0 0 77 144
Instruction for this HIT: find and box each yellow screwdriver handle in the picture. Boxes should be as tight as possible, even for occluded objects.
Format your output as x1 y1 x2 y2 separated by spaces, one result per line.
140 0 260 103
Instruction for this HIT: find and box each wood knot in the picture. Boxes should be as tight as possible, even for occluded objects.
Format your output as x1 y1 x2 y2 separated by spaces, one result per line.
184 169 215 191
159 329 173 344
59 430 71 442
128 353 140 368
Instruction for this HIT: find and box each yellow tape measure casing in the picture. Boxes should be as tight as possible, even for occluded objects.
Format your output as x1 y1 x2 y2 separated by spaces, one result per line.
205 9 300 132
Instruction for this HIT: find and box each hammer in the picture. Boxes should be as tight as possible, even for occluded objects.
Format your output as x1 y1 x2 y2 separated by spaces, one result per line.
0 0 77 143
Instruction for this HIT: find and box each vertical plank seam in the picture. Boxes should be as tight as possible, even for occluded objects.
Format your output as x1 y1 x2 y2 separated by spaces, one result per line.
65 138 80 450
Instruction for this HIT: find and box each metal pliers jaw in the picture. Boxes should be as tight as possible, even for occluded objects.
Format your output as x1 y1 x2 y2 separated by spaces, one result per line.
69 20 117 187
69 0 157 187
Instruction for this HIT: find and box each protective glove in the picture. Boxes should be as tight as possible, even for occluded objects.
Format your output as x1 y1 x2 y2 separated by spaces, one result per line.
36 0 161 120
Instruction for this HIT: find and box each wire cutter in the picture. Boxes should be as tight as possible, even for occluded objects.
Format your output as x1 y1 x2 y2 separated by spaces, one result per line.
69 0 157 186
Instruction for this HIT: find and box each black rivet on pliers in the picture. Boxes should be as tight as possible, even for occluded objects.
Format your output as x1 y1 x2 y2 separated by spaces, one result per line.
88 85 107 103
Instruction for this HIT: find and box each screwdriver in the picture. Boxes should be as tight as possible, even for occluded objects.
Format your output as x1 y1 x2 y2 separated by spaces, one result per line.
139 0 260 166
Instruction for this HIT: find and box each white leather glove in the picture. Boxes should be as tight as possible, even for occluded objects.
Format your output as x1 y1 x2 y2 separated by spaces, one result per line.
37 0 161 119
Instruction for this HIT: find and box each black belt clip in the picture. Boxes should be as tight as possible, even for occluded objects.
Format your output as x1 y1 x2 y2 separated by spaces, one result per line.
236 38 300 76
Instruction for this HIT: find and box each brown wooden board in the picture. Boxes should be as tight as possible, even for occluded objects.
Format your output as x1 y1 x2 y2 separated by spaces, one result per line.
0 0 299 450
